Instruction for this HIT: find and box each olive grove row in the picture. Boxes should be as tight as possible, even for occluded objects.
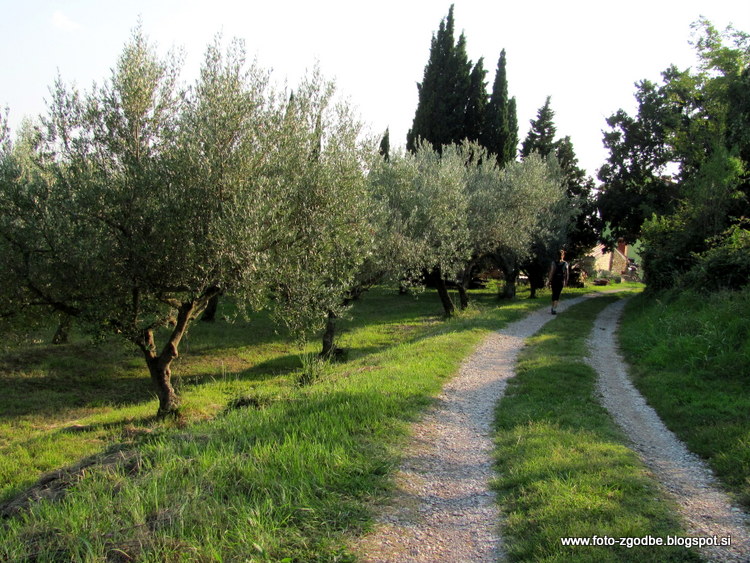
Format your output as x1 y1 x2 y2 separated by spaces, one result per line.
0 29 574 416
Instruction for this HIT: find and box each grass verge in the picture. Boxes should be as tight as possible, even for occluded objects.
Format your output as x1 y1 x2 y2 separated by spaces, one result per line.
491 293 700 562
619 287 750 509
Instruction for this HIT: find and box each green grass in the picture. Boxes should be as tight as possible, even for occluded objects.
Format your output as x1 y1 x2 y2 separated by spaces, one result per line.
619 287 750 509
491 293 700 562
0 282 569 561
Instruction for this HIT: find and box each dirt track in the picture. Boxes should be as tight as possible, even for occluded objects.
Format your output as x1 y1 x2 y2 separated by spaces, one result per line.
589 299 750 562
353 293 598 562
355 293 750 562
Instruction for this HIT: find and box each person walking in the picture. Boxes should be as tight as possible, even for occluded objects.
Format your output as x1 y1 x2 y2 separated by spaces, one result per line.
548 250 568 314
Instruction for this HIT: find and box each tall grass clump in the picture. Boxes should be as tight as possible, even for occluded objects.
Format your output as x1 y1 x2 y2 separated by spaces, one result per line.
620 287 750 507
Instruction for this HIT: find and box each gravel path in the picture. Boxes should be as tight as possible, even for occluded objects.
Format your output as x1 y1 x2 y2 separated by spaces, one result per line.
353 294 598 562
354 293 750 562
588 299 750 562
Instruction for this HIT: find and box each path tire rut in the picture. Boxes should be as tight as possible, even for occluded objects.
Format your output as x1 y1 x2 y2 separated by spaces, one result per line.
588 299 750 562
354 294 599 562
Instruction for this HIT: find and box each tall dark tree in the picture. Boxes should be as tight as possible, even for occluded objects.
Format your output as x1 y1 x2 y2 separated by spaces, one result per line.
597 79 682 245
464 57 487 143
521 96 557 158
379 127 390 161
507 98 519 162
481 50 518 166
555 136 600 259
406 5 472 152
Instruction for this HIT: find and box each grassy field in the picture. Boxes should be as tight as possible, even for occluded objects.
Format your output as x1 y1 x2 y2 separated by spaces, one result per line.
14 279 730 561
491 293 700 562
619 287 750 509
1 282 581 561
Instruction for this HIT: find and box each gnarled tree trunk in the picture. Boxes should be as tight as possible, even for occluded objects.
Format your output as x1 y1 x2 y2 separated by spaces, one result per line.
52 314 72 345
146 353 180 417
499 263 518 299
136 295 215 418
321 310 337 358
433 267 455 317
494 253 518 299
456 262 475 310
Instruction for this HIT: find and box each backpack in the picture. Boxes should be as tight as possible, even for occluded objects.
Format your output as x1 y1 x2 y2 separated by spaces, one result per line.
553 260 567 282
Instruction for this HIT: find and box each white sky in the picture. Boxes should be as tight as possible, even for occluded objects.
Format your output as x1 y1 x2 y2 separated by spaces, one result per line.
1 0 748 178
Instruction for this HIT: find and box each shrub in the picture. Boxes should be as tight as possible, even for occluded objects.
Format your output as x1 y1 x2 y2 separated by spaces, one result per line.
640 214 699 290
682 225 750 293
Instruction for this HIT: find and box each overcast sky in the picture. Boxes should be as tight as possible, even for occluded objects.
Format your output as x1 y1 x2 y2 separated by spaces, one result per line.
1 1 748 178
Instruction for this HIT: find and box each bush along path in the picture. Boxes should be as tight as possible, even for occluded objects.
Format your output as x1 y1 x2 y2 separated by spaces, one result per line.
354 292 622 562
588 299 750 562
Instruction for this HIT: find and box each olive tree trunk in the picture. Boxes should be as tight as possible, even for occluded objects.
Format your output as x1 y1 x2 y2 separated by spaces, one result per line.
146 354 180 417
52 314 73 345
200 293 220 322
494 254 518 299
321 310 337 358
456 262 475 310
137 297 212 418
499 263 518 299
433 267 455 317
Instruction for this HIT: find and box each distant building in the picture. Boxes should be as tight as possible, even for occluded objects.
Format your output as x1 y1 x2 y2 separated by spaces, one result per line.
590 239 628 275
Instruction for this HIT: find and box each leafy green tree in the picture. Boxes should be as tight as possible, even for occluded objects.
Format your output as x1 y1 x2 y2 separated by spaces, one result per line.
0 31 376 415
481 50 518 166
370 142 472 316
406 5 472 152
497 154 570 298
641 146 746 289
0 115 61 340
597 80 681 245
266 69 376 356
599 19 749 288
519 99 598 295
727 66 750 165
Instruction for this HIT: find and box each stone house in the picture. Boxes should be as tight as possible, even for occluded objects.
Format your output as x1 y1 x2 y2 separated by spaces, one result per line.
589 239 629 275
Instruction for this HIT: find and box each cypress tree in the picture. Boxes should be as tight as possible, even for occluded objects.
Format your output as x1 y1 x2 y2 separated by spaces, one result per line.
481 50 517 167
506 97 518 163
464 58 488 143
521 96 557 158
445 32 472 143
406 5 472 153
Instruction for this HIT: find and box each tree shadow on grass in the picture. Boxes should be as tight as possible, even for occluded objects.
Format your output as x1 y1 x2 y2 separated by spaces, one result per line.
0 287 548 422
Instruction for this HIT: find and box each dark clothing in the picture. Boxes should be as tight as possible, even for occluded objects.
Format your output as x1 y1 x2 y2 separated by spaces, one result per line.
550 260 568 301
551 281 564 301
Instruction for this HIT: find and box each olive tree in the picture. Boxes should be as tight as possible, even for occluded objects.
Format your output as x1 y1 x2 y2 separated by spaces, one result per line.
264 70 379 355
370 142 472 316
0 31 322 416
468 152 568 298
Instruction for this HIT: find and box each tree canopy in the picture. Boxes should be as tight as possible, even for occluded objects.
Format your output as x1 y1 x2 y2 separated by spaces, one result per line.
598 19 750 290
0 30 374 416
406 6 518 165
